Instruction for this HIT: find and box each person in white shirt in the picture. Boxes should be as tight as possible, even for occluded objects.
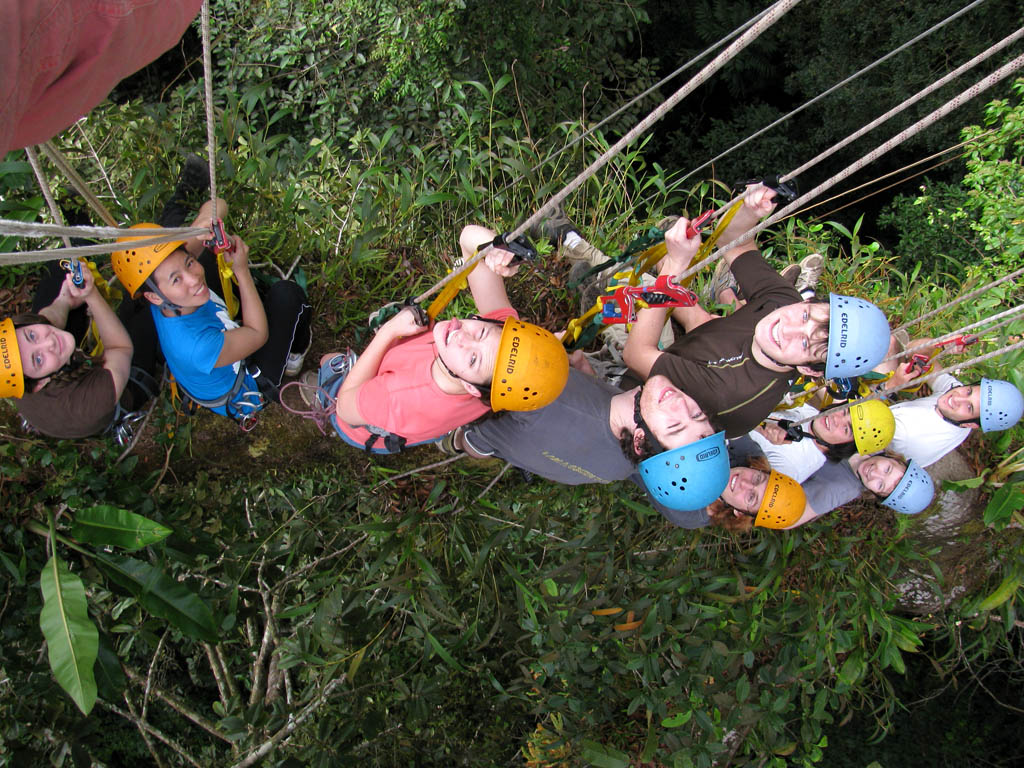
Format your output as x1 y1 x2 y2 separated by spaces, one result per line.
890 375 1024 467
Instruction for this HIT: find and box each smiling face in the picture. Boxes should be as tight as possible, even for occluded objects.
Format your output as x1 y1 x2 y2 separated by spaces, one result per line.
16 323 76 380
855 455 906 496
147 249 209 311
432 316 503 386
752 300 830 368
936 384 981 426
810 408 853 445
636 375 714 450
721 466 768 514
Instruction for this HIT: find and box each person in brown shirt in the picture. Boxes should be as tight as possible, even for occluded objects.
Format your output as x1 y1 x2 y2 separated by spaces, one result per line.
624 183 890 438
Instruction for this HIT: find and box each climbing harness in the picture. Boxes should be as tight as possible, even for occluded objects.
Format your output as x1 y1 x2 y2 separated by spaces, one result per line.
172 363 264 432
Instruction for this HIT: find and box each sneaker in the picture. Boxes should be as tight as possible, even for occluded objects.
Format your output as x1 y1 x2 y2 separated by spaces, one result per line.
529 203 579 247
284 350 306 378
779 263 801 286
794 252 825 293
435 427 464 456
298 370 320 407
655 215 680 232
177 153 211 196
703 258 740 304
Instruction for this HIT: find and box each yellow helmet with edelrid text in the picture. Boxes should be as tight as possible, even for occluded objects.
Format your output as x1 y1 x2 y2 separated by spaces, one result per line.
850 399 895 455
0 318 25 398
490 318 569 412
111 223 187 298
754 470 806 529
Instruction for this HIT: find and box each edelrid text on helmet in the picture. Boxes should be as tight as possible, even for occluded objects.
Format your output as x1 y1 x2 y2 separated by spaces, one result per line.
0 318 25 398
881 459 934 515
490 318 569 412
639 431 730 511
755 470 806 529
980 378 1024 433
825 294 890 379
111 223 187 298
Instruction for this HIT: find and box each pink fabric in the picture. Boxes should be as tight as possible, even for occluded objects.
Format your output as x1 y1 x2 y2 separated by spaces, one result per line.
337 308 518 446
1 0 202 154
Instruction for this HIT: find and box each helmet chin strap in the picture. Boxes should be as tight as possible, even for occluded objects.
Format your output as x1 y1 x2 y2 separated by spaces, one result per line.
145 278 184 316
941 414 979 429
434 344 491 400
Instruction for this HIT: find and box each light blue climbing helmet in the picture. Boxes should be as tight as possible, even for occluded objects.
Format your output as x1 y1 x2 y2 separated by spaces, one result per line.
881 459 933 515
639 431 730 511
980 378 1024 433
825 294 891 379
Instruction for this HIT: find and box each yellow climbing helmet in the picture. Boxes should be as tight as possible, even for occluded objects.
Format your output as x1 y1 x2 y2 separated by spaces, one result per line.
754 470 806 529
850 399 895 455
0 318 25 398
111 223 187 298
490 318 569 412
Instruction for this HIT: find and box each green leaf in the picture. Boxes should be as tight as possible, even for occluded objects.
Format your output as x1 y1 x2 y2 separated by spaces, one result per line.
662 710 692 728
39 554 98 714
92 552 219 642
942 474 987 491
977 574 1022 612
93 631 126 702
837 652 866 687
581 740 630 768
983 485 1024 527
70 506 172 551
424 629 465 672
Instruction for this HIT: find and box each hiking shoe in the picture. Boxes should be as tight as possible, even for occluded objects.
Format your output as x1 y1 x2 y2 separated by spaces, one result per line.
284 350 306 378
794 252 825 293
298 371 320 407
435 427 465 456
780 263 800 286
529 203 579 247
703 258 740 304
655 215 680 232
177 153 210 196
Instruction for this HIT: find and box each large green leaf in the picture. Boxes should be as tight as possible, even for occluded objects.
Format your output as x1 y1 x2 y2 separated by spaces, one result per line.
983 485 1024 527
71 506 172 551
92 552 219 642
93 631 126 702
39 554 98 715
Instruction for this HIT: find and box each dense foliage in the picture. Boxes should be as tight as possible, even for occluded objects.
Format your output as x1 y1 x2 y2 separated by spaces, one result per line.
2 2 1024 766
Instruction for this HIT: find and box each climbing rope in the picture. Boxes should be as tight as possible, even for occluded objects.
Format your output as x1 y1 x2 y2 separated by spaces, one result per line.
39 141 119 227
787 337 1024 428
883 303 1024 368
407 0 801 312
679 0 992 185
673 52 1024 286
25 147 72 250
894 266 1024 335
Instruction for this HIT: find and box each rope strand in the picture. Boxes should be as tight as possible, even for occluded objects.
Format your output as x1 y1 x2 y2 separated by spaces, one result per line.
25 147 71 250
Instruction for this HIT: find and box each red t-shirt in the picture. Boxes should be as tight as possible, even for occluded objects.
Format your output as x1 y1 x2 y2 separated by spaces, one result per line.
1 0 202 154
337 308 518 446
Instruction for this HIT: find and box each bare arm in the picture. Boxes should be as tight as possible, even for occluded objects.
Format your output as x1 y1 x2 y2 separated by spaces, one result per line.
336 308 427 427
214 235 269 367
184 198 230 258
459 225 517 316
718 183 777 268
63 270 133 397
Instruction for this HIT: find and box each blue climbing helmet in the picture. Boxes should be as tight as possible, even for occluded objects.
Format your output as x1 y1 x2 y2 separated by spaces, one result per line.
639 431 730 511
881 459 933 515
825 294 891 379
979 378 1024 433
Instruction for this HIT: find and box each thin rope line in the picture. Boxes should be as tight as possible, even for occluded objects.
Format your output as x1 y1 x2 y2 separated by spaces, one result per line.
679 0 992 185
883 303 1024 365
39 141 118 227
789 338 1024 427
414 0 802 305
0 231 206 264
467 4 774 220
895 266 1024 334
783 26 1024 183
25 147 71 249
200 0 219 221
673 52 1024 284
0 220 202 240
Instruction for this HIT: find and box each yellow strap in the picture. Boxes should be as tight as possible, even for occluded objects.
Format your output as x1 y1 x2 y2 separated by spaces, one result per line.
427 261 476 320
217 253 239 319
688 200 743 285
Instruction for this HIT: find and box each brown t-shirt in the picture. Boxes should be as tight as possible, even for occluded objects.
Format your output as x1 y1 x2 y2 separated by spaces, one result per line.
15 366 117 439
649 250 801 438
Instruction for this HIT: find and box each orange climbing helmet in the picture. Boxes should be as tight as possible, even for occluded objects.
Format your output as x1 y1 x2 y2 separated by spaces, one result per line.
849 399 895 455
0 318 25 398
489 318 569 412
754 470 806 529
111 223 187 298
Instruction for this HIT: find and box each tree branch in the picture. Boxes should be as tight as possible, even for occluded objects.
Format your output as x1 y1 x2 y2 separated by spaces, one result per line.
123 665 232 744
98 697 203 768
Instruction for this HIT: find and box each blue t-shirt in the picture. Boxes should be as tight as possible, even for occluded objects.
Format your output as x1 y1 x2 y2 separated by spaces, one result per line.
151 291 261 417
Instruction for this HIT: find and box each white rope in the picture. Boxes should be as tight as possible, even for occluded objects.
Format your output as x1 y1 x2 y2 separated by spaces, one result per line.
25 147 72 250
200 0 219 222
679 0 992 184
0 231 206 264
895 265 1024 334
0 219 202 240
674 52 1024 284
415 0 803 304
882 303 1024 366
39 141 119 228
